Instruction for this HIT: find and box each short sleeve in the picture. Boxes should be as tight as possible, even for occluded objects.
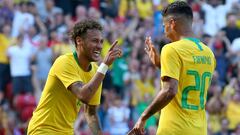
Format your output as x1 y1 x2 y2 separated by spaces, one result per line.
160 45 181 80
53 56 83 89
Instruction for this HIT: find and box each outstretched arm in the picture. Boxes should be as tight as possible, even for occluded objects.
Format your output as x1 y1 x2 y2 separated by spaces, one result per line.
129 77 178 135
140 77 178 119
84 104 102 135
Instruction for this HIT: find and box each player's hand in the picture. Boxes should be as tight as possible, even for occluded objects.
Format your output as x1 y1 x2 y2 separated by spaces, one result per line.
103 40 122 66
128 118 146 135
145 36 160 68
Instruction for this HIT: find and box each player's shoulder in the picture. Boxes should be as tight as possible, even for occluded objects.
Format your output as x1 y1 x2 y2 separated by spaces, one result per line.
161 41 179 52
164 40 185 48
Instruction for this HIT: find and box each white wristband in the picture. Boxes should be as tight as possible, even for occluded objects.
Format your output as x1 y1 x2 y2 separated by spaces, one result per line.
97 63 109 75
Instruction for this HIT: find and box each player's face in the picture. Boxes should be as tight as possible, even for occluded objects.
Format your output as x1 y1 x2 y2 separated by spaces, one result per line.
82 30 103 62
163 17 176 41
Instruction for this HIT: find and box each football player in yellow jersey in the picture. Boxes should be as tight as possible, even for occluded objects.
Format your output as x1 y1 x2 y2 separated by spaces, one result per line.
129 1 215 135
27 19 122 135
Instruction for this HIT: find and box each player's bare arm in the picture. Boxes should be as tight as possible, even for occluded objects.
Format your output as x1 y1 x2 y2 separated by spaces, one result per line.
84 104 102 135
69 74 104 104
144 36 160 68
129 77 178 134
69 41 122 104
141 77 178 119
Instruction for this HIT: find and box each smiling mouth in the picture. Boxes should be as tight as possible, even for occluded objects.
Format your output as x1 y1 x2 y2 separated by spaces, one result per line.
93 51 101 57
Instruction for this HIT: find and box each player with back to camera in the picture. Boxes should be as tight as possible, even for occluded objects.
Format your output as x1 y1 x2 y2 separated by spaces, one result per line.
129 1 216 135
27 19 122 135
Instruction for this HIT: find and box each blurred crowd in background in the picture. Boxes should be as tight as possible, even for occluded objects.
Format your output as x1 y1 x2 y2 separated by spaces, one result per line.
1 0 240 135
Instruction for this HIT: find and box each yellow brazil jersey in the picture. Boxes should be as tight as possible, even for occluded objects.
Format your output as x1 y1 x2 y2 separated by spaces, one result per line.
157 38 216 135
27 52 102 135
0 34 10 64
226 100 240 130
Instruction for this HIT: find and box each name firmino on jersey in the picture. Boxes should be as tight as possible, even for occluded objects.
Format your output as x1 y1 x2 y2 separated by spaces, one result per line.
192 56 211 65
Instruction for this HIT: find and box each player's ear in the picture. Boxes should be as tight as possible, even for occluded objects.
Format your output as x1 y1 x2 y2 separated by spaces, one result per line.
76 36 83 47
170 19 176 30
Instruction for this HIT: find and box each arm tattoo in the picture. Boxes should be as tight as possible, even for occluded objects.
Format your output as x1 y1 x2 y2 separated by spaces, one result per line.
69 81 84 92
70 82 95 96
84 104 102 135
87 86 94 94
69 79 102 104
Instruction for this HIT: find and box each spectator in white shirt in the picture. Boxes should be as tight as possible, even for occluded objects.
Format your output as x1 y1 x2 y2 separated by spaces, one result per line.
11 2 34 38
7 34 34 95
200 0 232 36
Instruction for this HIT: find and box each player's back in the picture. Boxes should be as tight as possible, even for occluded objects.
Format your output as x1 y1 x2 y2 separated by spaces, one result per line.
157 38 216 135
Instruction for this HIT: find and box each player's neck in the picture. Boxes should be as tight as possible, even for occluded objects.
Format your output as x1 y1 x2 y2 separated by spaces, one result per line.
180 31 195 40
171 29 195 42
76 51 91 72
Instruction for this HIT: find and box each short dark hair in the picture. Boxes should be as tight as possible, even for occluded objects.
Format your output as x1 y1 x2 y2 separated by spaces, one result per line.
70 19 103 46
162 1 193 20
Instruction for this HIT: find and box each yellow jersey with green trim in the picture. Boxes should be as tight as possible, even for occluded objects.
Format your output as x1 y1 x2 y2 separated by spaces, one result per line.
157 38 216 135
27 53 102 135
